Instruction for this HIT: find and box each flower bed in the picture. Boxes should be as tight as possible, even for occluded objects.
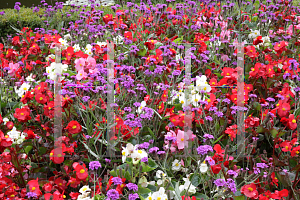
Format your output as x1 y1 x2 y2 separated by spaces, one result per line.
0 0 300 199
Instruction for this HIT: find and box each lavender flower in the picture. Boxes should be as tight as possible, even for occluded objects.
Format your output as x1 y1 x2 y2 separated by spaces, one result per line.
89 161 102 170
129 193 139 200
127 183 138 192
197 145 213 156
112 177 123 185
107 189 119 200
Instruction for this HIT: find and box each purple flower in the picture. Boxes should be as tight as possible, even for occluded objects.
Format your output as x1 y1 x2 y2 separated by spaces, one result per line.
133 102 141 107
203 134 214 140
82 96 90 102
127 183 138 191
107 189 119 200
149 147 159 153
105 158 111 163
89 161 101 170
214 179 226 187
226 179 237 193
197 145 213 156
256 163 268 169
26 192 38 198
0 11 5 15
129 193 139 200
227 170 238 178
141 157 148 163
157 151 166 155
112 177 123 185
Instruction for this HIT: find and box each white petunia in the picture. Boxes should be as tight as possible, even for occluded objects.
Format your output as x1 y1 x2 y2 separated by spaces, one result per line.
26 74 35 82
152 187 168 200
79 185 91 195
58 38 68 50
73 44 81 52
3 118 9 125
200 162 208 173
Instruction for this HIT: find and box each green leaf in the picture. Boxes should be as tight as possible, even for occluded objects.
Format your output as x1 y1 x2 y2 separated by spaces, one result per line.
234 196 245 200
270 128 278 137
173 36 183 44
147 184 156 192
138 185 151 194
294 108 300 117
194 193 209 200
25 145 33 154
125 171 131 180
141 162 155 173
190 173 201 187
137 49 147 56
110 170 118 177
147 127 157 139
38 147 47 156
148 159 158 169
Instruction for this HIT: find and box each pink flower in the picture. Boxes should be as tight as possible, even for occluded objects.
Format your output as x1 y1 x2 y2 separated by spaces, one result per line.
86 56 96 69
8 62 19 77
75 58 85 71
76 69 87 80
89 68 98 75
177 130 189 150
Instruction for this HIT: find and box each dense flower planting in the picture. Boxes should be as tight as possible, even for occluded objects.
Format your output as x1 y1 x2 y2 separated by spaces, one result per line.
0 0 300 199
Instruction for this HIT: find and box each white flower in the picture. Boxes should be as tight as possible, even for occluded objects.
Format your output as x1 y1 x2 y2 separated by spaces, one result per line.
131 147 148 165
7 127 23 144
137 101 147 114
138 176 148 188
79 185 91 195
172 159 182 171
77 194 92 200
152 187 168 200
64 34 72 40
200 162 208 173
96 41 107 47
278 63 283 69
195 75 211 93
179 177 197 195
145 193 153 200
58 38 68 50
46 63 68 81
26 74 35 82
3 118 9 125
46 54 55 62
113 35 124 44
248 29 260 39
15 82 31 98
121 146 129 163
191 93 202 107
73 44 81 52
85 44 93 55
156 170 167 186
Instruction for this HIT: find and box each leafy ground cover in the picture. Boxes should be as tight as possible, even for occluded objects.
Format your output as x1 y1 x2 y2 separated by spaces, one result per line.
0 0 300 199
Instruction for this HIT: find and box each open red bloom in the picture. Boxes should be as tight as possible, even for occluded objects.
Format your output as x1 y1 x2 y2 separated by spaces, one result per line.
28 178 42 196
241 183 258 199
270 189 289 199
66 121 82 134
73 162 88 181
13 107 31 123
288 114 297 130
35 93 48 104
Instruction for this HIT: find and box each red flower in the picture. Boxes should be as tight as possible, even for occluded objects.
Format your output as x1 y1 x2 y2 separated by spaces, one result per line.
28 178 42 196
245 45 258 58
225 125 237 141
270 189 289 199
50 148 66 164
103 14 113 24
35 93 48 104
274 41 288 54
21 90 34 104
66 121 82 134
0 130 12 147
6 121 14 130
253 36 263 45
270 172 278 186
288 114 297 130
241 183 258 199
73 162 88 181
13 107 31 123
211 164 222 174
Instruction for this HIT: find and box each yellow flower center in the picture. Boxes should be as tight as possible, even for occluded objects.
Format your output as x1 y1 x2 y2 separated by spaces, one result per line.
181 138 184 141
292 119 296 123
207 99 211 103
21 113 24 115
122 151 126 156
175 163 179 166
72 125 77 129
80 169 85 173
248 187 253 192
285 146 289 150
138 150 142 154
32 187 36 191
5 135 9 138
40 97 43 100
282 108 286 111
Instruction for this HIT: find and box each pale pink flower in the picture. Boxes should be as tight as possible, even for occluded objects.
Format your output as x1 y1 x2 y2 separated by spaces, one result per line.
76 69 87 80
8 62 19 77
75 58 85 71
177 130 189 150
86 56 96 69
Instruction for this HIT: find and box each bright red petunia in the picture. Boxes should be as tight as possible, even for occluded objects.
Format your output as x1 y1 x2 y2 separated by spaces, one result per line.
28 178 42 196
13 107 31 123
73 162 88 181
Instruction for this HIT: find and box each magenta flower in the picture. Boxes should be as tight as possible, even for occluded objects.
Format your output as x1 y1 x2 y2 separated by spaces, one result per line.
177 130 189 150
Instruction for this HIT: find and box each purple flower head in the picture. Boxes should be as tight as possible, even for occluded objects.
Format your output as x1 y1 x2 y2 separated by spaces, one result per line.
26 192 38 198
197 145 213 156
129 193 139 200
107 189 119 200
141 157 148 163
82 96 90 102
149 147 159 153
214 179 226 187
127 183 138 191
89 161 102 170
112 177 123 185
